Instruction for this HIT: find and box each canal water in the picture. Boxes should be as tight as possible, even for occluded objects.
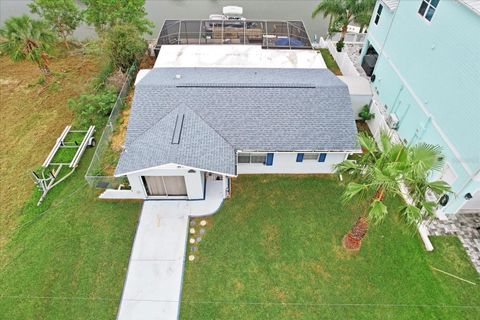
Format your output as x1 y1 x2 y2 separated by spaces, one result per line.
0 0 329 40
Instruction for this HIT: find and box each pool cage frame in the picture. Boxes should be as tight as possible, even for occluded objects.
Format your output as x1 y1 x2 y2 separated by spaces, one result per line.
154 19 313 55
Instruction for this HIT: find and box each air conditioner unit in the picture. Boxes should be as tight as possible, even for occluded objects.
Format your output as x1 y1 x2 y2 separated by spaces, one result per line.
386 113 399 130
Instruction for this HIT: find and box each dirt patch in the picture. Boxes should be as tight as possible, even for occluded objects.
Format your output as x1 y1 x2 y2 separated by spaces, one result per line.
139 54 156 69
111 107 130 152
106 69 127 91
0 53 101 249
356 120 372 135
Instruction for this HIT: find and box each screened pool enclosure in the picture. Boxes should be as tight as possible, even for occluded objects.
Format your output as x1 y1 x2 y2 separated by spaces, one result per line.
154 19 312 55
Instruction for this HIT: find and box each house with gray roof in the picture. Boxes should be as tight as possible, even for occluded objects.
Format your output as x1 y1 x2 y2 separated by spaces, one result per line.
114 67 360 200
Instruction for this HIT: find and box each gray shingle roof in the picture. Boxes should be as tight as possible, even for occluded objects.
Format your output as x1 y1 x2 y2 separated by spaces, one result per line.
115 67 359 176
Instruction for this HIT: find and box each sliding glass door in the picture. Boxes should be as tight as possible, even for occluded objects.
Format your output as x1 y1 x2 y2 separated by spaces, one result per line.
142 176 187 196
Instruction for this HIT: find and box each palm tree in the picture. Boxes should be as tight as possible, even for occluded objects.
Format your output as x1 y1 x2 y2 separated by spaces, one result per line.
312 0 376 41
335 131 451 250
0 15 56 76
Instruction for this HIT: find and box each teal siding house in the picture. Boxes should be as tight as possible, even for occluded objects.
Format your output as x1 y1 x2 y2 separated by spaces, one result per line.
360 0 480 215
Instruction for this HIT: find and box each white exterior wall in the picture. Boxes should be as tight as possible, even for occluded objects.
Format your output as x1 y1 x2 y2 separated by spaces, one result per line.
237 152 348 174
126 163 205 200
459 189 480 213
351 94 372 119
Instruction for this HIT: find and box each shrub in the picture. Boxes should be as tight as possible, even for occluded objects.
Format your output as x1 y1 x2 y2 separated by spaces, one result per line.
358 104 375 121
92 60 114 90
105 24 146 72
68 90 117 126
336 39 345 52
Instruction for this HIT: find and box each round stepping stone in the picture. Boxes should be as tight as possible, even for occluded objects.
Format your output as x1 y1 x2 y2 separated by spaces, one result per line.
188 255 195 261
200 220 207 226
190 220 197 226
189 228 196 234
190 246 198 252
199 228 206 235
195 237 202 242
189 238 195 244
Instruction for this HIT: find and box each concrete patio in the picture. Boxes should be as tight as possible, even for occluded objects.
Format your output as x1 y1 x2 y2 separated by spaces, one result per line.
116 179 224 320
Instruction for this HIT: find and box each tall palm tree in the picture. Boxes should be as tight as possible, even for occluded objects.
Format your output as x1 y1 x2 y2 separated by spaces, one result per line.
0 15 56 76
335 131 451 250
312 0 376 40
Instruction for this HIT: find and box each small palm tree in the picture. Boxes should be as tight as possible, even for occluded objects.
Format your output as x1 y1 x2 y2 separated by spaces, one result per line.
335 131 451 250
0 15 56 76
312 0 375 40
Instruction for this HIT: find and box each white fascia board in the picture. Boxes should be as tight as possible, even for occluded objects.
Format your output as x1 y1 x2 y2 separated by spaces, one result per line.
114 163 236 178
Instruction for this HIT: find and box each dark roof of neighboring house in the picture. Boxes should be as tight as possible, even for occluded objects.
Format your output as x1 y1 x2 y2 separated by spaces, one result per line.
115 67 359 176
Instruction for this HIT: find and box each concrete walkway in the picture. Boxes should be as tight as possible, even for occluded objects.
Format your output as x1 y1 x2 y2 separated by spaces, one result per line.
117 179 224 320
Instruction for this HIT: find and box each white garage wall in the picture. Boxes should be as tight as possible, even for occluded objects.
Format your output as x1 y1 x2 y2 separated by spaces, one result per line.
237 152 348 174
126 164 204 200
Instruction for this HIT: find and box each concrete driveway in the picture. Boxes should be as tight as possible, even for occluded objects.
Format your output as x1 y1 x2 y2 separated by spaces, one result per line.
116 202 188 320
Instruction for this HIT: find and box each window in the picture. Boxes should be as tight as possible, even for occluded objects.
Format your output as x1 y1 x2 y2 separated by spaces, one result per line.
301 153 328 162
418 0 439 22
374 4 383 25
238 154 251 163
304 153 319 161
237 153 267 164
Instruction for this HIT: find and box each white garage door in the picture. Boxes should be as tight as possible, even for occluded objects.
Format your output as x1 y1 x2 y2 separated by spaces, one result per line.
143 176 187 196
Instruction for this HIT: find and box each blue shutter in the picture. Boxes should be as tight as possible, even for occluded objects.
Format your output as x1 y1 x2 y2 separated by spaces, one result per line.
296 153 304 162
318 153 327 162
266 153 274 166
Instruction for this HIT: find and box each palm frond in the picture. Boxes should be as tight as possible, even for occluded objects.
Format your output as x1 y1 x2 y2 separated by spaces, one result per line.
341 182 371 205
367 199 388 225
410 143 444 172
334 159 360 175
398 204 423 227
426 180 452 196
358 131 378 154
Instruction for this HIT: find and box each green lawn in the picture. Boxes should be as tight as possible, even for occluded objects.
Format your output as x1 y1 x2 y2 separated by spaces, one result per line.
0 146 142 319
319 48 342 75
181 175 479 319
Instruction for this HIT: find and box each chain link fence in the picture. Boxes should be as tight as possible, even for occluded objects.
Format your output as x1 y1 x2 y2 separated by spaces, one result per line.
85 63 138 189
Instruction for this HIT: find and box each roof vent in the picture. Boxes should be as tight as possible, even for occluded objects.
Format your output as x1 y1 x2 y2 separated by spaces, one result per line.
175 74 182 79
171 113 185 144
